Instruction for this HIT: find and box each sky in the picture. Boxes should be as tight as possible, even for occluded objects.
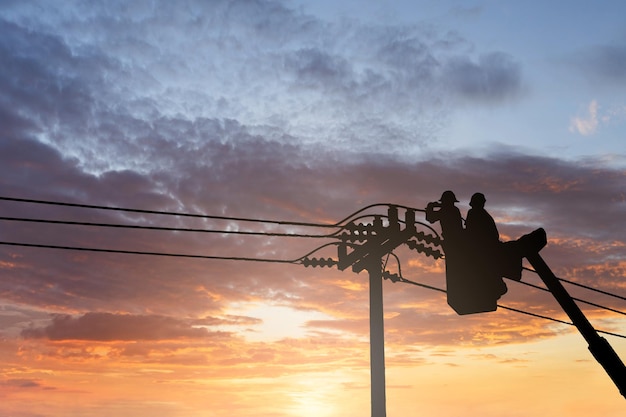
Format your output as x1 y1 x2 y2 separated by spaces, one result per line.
1 1 626 416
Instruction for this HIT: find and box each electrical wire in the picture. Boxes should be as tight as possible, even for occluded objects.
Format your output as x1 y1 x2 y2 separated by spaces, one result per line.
394 275 626 340
383 249 626 324
0 241 299 264
559 277 626 301
523 266 626 302
0 196 440 243
0 216 337 239
3 196 625 338
512 277 626 317
0 196 342 228
0 196 409 230
2 237 625 339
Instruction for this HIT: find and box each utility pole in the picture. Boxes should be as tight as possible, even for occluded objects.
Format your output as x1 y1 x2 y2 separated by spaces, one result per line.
367 259 386 417
335 206 440 417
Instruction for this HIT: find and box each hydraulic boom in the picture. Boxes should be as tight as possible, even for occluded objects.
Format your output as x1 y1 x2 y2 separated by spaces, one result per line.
526 251 626 399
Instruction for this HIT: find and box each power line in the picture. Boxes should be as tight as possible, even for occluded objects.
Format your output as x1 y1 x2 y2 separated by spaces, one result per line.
560 277 626 301
512 277 626 317
3 196 625 338
385 252 626 319
0 241 299 264
394 275 626 340
0 196 341 229
2 238 625 339
0 196 413 230
523 266 626 302
0 216 337 239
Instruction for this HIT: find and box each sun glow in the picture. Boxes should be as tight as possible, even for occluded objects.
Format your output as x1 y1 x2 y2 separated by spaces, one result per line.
223 303 338 342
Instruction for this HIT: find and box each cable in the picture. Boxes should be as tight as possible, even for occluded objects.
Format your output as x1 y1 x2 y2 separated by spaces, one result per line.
0 196 422 231
5 196 624 337
496 305 574 326
295 241 343 262
0 197 443 246
0 241 299 264
560 276 626 302
0 216 337 239
511 277 626 317
2 238 624 339
0 196 340 229
0 196 433 233
395 275 626 340
523 266 626 302
396 246 624 317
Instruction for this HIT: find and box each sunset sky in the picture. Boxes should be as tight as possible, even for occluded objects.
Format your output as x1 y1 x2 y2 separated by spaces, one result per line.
1 1 626 416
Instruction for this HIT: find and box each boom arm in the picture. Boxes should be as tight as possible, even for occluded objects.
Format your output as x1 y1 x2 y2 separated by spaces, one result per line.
526 252 626 399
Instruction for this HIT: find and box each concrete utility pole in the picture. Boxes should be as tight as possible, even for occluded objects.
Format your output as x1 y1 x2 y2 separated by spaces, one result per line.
367 260 387 417
336 206 439 417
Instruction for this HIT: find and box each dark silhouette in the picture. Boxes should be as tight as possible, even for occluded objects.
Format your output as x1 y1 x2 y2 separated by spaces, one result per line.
466 192 498 243
426 191 626 397
425 190 463 242
426 191 475 313
466 192 507 302
426 191 537 314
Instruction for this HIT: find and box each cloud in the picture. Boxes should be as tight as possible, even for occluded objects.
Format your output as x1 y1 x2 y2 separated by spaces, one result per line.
569 99 599 136
573 43 626 85
0 378 44 388
21 312 229 341
442 52 523 102
569 99 626 135
0 0 624 358
283 47 352 89
0 0 527 169
2 133 625 335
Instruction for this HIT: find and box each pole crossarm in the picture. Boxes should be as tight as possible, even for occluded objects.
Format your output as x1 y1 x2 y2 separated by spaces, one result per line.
337 206 441 273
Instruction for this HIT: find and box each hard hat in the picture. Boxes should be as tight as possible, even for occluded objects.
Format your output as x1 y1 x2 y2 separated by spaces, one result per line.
470 192 486 207
439 190 459 204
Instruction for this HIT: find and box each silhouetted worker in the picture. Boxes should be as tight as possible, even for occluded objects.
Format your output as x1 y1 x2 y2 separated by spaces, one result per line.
425 190 463 243
427 190 547 315
426 191 472 313
466 192 499 245
465 192 507 299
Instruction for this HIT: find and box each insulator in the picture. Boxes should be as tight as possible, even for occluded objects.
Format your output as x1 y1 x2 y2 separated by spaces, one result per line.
407 241 443 259
424 234 442 246
404 209 415 230
344 223 357 238
413 231 441 247
387 206 399 231
322 257 337 267
302 257 336 268
383 271 401 283
373 216 383 232
342 223 372 242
